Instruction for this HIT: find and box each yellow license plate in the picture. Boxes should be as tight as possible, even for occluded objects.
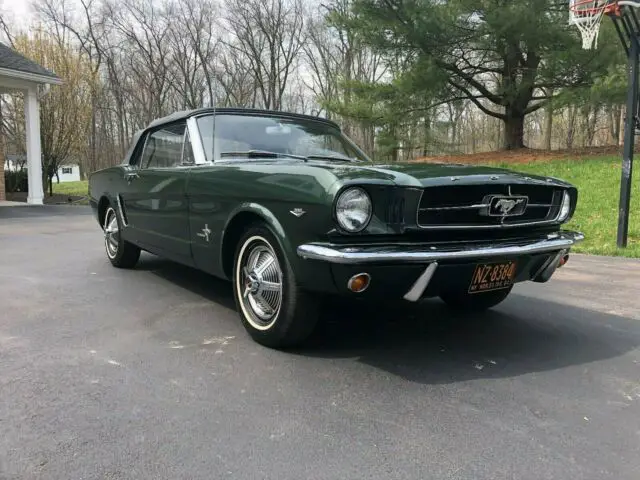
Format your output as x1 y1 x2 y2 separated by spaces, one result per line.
468 261 517 294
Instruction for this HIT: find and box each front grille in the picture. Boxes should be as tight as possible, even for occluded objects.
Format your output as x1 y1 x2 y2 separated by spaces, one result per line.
417 184 563 229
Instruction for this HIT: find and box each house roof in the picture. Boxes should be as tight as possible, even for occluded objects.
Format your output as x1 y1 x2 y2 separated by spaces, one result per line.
0 42 62 84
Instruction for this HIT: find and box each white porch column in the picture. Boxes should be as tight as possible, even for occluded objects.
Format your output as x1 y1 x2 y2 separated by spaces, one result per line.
25 86 44 205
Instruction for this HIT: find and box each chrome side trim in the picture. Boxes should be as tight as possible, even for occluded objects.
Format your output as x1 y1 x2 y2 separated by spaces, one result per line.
403 263 438 302
116 194 128 227
297 231 584 265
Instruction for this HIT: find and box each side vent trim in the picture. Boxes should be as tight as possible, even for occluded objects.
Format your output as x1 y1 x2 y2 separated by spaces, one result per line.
117 194 129 227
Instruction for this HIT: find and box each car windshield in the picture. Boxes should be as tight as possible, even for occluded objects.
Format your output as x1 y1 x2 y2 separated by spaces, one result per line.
195 113 370 163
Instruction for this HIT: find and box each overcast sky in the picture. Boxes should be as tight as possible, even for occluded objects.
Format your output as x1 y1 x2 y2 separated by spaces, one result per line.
1 0 34 22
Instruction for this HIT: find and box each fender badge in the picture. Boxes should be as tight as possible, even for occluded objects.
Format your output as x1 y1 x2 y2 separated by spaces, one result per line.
290 208 306 217
196 224 212 242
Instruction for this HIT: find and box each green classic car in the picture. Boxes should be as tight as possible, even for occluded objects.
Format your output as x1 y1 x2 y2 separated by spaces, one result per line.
89 107 584 348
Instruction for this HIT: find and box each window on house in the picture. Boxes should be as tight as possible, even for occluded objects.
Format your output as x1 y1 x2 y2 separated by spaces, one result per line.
61 167 73 174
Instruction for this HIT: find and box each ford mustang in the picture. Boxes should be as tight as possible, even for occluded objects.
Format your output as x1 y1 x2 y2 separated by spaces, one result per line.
88 107 584 348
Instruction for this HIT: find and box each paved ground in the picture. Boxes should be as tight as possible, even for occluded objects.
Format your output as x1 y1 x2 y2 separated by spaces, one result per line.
1 206 639 480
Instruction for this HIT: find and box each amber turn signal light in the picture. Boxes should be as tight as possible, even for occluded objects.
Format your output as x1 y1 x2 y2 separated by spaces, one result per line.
347 273 371 293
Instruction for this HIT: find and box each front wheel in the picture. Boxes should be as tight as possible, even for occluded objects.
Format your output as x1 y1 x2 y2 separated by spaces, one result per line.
439 286 513 312
232 224 319 349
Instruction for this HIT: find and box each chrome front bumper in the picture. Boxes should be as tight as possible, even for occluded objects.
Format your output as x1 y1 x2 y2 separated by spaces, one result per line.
297 231 584 265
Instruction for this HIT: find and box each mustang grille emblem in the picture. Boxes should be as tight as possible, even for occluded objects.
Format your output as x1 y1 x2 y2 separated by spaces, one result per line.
496 199 521 214
486 195 528 217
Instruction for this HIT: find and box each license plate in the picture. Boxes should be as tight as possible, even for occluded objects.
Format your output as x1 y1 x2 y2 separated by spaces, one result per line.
468 261 517 294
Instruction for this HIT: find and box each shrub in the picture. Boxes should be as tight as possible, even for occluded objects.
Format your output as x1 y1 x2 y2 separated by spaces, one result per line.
4 170 28 193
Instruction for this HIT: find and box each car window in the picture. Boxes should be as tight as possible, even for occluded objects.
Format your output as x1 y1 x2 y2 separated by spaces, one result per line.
182 129 196 165
140 122 187 169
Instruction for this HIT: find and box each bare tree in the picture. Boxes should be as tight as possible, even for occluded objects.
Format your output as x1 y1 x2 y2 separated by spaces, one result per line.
169 0 219 109
0 11 15 46
11 31 92 194
303 13 341 118
225 0 306 111
216 46 259 107
108 0 173 123
36 0 111 175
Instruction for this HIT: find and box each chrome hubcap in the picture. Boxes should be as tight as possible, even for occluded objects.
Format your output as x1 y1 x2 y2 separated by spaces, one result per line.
104 209 119 258
239 242 283 328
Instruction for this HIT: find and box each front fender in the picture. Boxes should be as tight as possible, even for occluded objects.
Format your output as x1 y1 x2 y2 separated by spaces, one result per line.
220 202 337 294
222 202 293 257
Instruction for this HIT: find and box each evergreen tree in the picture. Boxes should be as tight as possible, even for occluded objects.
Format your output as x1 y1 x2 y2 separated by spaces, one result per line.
350 0 619 149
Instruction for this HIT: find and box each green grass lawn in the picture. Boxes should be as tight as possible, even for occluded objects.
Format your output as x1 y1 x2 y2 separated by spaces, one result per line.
492 156 640 258
52 180 89 197
61 156 639 258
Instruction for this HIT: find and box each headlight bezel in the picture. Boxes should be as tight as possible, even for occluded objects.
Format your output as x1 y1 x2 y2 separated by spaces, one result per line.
557 190 572 222
333 186 373 233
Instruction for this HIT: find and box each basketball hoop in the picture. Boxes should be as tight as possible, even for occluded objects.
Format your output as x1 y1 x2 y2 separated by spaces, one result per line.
570 1 640 249
569 0 618 49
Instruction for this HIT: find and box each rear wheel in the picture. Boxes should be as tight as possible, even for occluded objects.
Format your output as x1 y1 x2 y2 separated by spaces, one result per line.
232 223 319 349
103 205 140 268
439 286 513 312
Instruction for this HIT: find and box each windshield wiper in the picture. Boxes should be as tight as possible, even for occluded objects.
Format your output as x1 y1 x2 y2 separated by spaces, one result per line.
305 155 359 162
219 150 361 163
219 150 308 161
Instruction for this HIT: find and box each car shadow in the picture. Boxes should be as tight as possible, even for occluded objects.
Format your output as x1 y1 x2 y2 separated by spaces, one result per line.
135 254 640 385
296 295 640 385
136 253 237 311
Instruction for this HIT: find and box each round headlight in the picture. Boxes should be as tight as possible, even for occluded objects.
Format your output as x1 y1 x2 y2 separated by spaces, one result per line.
558 191 571 221
335 187 372 233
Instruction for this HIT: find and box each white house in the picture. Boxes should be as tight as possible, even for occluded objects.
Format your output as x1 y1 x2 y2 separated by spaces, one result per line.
0 42 62 203
57 164 81 183
4 155 81 183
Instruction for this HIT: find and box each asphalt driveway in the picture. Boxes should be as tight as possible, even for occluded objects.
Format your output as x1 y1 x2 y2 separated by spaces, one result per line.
1 206 639 480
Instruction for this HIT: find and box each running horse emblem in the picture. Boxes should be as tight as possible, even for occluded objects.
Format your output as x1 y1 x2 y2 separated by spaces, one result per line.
495 198 525 215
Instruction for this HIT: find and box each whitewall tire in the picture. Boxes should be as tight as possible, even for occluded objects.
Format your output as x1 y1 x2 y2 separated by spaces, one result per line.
232 223 319 348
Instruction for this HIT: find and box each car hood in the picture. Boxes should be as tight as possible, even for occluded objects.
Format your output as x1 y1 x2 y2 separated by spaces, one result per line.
308 160 572 188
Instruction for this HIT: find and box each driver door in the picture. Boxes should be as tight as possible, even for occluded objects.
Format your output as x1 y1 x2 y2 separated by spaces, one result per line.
121 121 194 265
